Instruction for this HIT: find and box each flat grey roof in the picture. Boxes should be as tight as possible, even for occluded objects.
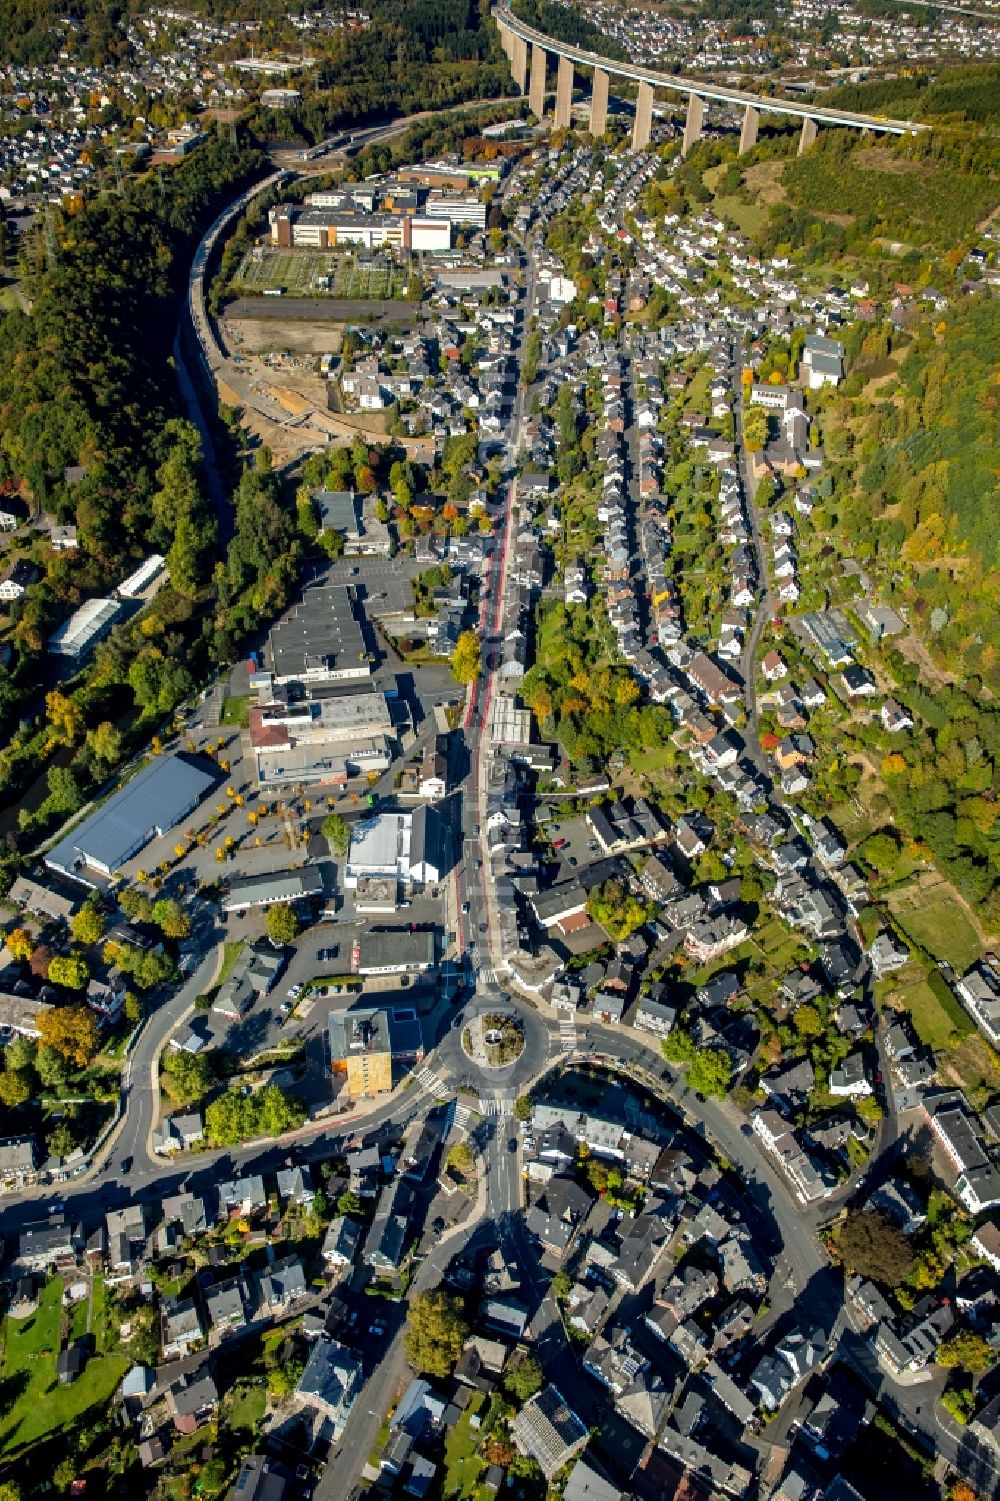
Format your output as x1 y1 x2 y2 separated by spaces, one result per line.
222 867 324 910
270 586 368 681
315 491 360 536
45 756 217 879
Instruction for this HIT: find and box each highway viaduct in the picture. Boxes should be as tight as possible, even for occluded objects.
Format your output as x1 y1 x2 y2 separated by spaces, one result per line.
494 1 928 155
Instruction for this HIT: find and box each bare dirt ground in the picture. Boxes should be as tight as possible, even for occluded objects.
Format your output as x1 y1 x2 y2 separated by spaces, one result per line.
894 631 956 690
224 317 343 356
742 160 787 206
854 146 922 175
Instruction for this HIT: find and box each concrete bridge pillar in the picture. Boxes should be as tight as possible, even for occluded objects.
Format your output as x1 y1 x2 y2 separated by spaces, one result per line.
497 22 513 61
554 54 574 129
739 104 759 155
682 92 704 155
590 67 609 137
511 34 528 92
529 44 546 118
632 80 654 150
798 116 818 155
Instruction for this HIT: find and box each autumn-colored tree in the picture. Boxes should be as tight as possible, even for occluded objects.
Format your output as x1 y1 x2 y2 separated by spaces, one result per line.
450 630 481 685
37 1005 100 1066
71 906 105 947
6 928 33 962
45 690 84 746
152 898 191 939
743 405 769 453
28 944 53 979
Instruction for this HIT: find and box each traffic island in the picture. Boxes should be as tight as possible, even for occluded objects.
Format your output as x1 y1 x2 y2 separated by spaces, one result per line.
462 1010 525 1069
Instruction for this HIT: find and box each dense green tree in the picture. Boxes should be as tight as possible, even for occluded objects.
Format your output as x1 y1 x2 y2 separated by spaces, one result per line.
687 1047 733 1099
837 1209 916 1285
47 955 90 990
503 1354 544 1402
0 1069 31 1107
404 1290 469 1377
265 903 301 946
71 906 105 947
322 812 351 856
162 1049 214 1105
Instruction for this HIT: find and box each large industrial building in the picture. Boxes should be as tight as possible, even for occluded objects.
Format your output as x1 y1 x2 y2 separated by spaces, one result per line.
269 586 371 685
45 756 217 884
249 683 394 790
270 199 449 253
48 596 124 660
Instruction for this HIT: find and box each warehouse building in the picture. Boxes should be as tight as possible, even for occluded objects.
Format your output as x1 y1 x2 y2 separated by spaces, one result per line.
269 586 371 685
45 756 217 884
48 596 125 660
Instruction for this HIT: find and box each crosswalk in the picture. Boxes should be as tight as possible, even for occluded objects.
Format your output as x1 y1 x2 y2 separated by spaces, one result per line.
446 1098 474 1132
412 1065 449 1100
479 1094 514 1118
558 1013 577 1054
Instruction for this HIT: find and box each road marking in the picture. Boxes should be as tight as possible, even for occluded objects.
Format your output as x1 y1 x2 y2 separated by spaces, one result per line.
557 1012 576 1053
412 1065 449 1099
479 1095 513 1118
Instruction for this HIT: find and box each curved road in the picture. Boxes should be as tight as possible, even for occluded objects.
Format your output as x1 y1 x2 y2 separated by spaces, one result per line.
494 0 928 134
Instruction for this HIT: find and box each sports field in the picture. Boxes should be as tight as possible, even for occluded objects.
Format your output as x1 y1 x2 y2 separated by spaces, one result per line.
234 247 409 299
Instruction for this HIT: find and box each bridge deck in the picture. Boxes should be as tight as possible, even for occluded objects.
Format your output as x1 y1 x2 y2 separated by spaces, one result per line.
495 3 926 135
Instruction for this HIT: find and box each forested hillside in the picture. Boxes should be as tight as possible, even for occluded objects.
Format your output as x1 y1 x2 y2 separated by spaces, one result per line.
819 62 1000 125
511 0 626 59
252 0 514 144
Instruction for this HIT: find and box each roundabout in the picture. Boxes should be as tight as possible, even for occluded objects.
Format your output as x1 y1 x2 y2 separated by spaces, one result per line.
461 1009 525 1069
435 985 550 1100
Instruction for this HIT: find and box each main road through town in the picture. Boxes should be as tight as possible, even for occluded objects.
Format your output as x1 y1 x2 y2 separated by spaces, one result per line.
0 138 991 1500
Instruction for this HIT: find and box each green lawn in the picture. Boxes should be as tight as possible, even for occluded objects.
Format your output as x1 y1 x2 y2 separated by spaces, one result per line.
442 1390 492 1501
754 913 811 970
712 194 768 237
225 1380 267 1433
888 881 982 972
0 1277 129 1458
218 941 246 987
90 1275 108 1353
877 963 970 1051
220 695 250 727
628 746 675 774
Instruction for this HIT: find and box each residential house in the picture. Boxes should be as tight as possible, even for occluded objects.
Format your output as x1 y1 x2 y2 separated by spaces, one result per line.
511 1385 588 1481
